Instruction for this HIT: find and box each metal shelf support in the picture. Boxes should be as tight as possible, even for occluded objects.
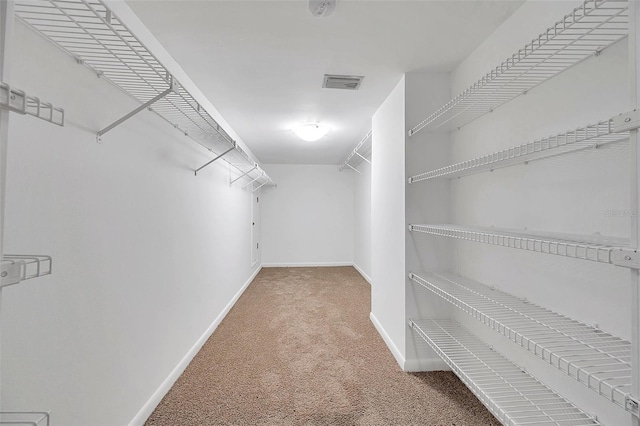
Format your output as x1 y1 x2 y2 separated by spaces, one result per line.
230 165 257 185
339 129 372 172
97 78 175 141
194 146 235 176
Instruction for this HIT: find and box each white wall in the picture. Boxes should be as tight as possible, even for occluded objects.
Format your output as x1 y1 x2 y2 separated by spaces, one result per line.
1 18 261 426
370 77 407 367
404 72 453 371
353 161 372 282
261 164 353 267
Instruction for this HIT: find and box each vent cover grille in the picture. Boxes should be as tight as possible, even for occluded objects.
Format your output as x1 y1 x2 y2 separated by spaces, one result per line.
323 74 364 90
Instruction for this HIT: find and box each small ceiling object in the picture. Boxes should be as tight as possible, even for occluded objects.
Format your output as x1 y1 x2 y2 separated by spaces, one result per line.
309 0 336 17
323 74 364 91
293 123 331 142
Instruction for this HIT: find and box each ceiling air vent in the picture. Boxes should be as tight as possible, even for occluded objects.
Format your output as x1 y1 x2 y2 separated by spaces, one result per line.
322 74 364 90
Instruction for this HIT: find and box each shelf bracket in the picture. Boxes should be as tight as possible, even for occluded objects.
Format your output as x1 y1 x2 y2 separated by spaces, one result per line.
612 109 640 133
97 78 176 141
627 395 640 417
242 172 264 190
194 146 235 176
345 163 363 175
230 165 257 185
612 249 640 269
355 151 372 165
252 180 269 192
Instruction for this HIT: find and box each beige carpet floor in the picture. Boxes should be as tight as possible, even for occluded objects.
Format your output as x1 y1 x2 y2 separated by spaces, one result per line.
145 266 499 425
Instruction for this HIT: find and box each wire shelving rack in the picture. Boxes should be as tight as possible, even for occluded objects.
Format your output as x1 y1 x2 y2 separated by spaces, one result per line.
408 118 629 183
0 82 64 126
0 411 50 426
13 0 273 191
339 129 372 174
408 0 629 135
409 224 627 264
409 319 601 426
1 255 53 288
410 271 631 408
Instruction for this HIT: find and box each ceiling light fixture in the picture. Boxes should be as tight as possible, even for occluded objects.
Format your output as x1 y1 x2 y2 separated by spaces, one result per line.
293 123 331 142
309 0 336 17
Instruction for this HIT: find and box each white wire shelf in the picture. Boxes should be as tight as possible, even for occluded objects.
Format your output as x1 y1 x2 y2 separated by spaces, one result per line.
0 411 49 426
14 0 273 190
1 255 53 288
409 224 628 265
0 82 64 126
408 118 629 183
410 271 632 410
410 319 601 426
408 0 629 135
339 129 372 174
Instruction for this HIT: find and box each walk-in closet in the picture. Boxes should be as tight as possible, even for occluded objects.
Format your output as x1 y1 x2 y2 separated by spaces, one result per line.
0 0 638 425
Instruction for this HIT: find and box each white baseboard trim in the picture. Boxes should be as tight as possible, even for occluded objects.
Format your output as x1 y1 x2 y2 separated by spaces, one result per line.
262 262 353 267
352 263 372 285
403 358 450 372
128 265 262 426
369 312 405 369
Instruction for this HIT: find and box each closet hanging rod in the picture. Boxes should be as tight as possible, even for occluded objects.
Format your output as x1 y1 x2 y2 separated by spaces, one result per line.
0 82 64 126
408 0 629 135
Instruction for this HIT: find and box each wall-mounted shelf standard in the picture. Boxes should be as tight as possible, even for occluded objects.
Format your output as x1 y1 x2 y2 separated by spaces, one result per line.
409 319 601 426
0 411 50 425
14 0 274 191
1 255 53 288
0 82 63 126
339 130 372 174
408 0 629 136
410 271 632 410
409 116 630 184
409 224 628 265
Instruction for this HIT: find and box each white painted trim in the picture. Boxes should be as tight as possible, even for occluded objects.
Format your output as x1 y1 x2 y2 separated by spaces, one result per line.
369 312 405 369
352 263 372 285
262 262 353 267
128 266 262 426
